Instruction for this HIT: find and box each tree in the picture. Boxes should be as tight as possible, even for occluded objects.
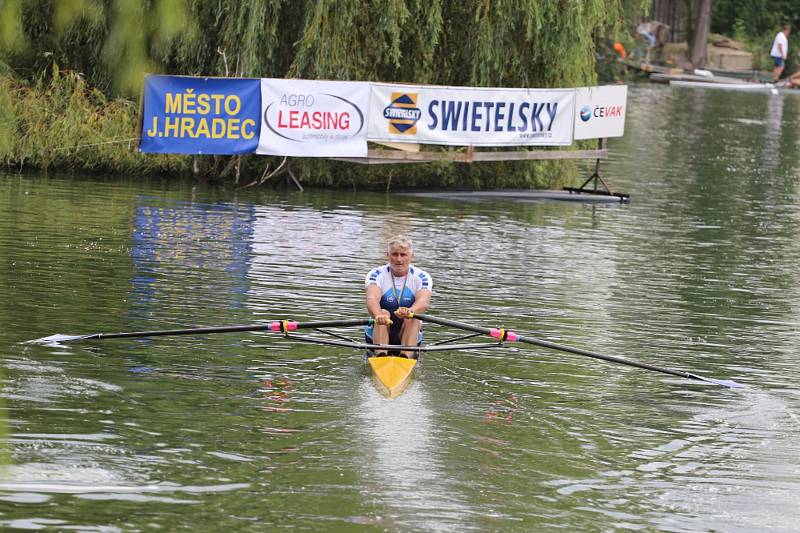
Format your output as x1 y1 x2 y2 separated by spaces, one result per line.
3 1 648 94
711 0 799 38
1 1 653 187
688 0 712 67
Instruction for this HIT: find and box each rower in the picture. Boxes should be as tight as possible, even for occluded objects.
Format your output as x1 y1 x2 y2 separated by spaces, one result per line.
365 235 433 358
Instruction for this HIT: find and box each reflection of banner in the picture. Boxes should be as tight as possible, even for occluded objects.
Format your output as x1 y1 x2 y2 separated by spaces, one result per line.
573 85 627 140
131 198 255 322
257 79 369 157
368 83 575 146
139 75 261 154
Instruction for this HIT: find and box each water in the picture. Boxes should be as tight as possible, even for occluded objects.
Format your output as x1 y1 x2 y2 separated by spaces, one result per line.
1 83 799 531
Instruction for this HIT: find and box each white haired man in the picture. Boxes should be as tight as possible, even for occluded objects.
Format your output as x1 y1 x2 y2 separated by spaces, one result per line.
365 235 432 358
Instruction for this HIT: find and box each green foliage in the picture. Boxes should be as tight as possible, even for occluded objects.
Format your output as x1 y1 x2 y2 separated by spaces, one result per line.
708 5 798 73
711 0 799 71
0 1 632 188
0 79 15 158
3 1 634 91
270 151 578 191
285 0 629 88
0 68 187 174
0 0 27 53
162 0 285 77
732 18 748 43
711 0 799 38
1 0 192 96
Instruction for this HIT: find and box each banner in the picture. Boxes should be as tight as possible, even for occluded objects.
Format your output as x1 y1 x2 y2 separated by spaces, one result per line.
368 84 575 146
257 79 370 157
573 85 627 140
139 75 261 154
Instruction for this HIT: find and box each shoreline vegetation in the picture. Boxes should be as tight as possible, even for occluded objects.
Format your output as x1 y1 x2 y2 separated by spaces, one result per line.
0 68 579 190
2 1 795 190
2 0 630 190
0 68 186 177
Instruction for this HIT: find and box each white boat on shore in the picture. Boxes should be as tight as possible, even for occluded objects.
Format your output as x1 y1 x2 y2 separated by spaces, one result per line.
670 79 799 96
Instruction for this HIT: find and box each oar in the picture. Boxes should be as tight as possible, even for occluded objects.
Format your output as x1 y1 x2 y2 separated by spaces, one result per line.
29 318 374 344
412 313 743 388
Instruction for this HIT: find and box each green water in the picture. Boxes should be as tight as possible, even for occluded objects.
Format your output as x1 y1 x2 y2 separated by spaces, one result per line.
1 84 799 531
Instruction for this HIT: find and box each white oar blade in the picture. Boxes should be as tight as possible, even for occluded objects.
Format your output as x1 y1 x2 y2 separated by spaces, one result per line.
25 334 95 346
707 378 745 389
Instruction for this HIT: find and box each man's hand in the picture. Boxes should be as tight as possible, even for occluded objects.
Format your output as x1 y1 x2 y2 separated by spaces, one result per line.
374 310 393 326
394 307 414 319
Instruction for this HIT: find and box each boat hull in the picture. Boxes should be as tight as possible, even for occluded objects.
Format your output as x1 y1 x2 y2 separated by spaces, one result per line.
368 356 417 397
670 80 798 95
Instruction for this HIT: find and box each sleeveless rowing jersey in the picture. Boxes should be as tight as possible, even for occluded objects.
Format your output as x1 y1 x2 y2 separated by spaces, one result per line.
365 264 433 314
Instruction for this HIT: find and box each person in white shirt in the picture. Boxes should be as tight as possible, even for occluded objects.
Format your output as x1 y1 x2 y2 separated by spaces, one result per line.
365 235 432 358
771 25 791 83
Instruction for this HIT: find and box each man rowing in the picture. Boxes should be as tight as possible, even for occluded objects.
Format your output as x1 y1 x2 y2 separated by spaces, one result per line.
365 235 432 358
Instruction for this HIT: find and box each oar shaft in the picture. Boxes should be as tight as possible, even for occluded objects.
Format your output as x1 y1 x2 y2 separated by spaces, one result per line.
84 319 374 341
91 324 270 340
516 335 699 381
412 313 495 336
413 313 727 385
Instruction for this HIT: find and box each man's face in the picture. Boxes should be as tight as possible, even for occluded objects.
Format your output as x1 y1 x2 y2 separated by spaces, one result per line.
388 245 413 276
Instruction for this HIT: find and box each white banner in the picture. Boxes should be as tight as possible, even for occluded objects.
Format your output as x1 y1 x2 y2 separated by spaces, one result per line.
368 83 575 146
257 79 370 157
573 85 627 140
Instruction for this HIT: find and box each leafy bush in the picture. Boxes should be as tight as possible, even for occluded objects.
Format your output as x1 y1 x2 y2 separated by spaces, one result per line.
0 67 187 174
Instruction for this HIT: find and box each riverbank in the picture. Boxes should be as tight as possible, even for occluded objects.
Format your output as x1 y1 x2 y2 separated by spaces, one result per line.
0 69 186 176
0 70 578 190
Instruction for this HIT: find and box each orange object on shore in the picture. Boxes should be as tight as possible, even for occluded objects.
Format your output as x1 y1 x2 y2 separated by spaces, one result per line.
613 42 627 59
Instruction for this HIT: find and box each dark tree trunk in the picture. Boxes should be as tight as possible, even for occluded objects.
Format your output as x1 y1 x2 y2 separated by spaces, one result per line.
688 0 712 68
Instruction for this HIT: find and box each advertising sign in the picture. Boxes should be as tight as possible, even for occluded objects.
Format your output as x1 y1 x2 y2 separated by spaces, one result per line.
139 75 261 154
368 83 576 146
257 79 370 157
573 85 627 140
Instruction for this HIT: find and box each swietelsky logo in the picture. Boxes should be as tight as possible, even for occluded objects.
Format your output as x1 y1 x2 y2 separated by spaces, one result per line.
383 93 422 134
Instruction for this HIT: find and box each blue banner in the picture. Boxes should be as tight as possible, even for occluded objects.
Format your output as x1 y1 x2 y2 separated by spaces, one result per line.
139 75 261 154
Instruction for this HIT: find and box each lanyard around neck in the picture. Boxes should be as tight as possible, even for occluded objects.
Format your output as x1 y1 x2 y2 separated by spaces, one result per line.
390 270 408 304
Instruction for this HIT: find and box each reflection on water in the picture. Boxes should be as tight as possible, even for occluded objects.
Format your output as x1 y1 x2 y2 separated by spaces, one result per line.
351 373 472 530
1 84 800 530
247 204 368 319
131 198 255 326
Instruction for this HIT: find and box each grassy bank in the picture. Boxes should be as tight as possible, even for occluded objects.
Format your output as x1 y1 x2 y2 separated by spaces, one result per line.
0 68 187 175
0 69 579 190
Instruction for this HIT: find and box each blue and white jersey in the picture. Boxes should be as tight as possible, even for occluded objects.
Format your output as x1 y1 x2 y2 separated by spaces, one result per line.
365 264 433 314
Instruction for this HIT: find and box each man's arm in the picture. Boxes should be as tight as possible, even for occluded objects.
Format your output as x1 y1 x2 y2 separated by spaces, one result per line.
366 284 391 325
410 288 431 314
395 288 431 319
